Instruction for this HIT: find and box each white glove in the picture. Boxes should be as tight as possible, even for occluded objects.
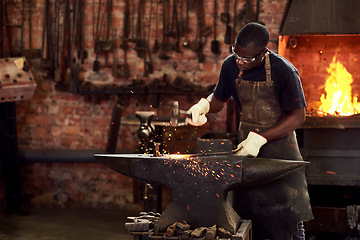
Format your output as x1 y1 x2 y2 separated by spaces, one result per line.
235 131 267 157
186 98 210 126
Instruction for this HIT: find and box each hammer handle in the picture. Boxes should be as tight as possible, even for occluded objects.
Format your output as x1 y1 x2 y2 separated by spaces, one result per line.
179 109 191 118
180 109 216 121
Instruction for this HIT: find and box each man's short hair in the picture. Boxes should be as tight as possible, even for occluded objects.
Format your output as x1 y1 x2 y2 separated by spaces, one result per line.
236 22 270 48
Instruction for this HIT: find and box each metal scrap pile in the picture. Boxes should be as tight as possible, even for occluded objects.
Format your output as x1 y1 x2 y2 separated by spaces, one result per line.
125 212 250 240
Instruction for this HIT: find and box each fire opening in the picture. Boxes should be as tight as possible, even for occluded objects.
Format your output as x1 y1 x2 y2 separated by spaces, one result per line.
318 55 359 116
278 35 360 117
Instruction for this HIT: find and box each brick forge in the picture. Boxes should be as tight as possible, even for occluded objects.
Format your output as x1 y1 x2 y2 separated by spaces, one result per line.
279 35 360 115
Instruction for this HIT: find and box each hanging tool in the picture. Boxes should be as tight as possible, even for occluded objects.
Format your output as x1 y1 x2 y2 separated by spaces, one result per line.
121 0 130 78
256 0 260 22
220 0 230 23
153 0 160 53
76 0 87 64
28 0 32 58
108 0 121 78
192 0 208 62
55 0 70 85
3 1 23 57
178 0 185 39
69 0 80 93
4 1 26 56
0 2 3 57
230 0 238 51
53 0 60 82
41 0 48 59
134 0 146 58
144 0 154 76
20 0 25 55
41 0 54 69
169 0 181 52
211 0 220 54
182 0 191 48
159 0 171 60
104 0 113 68
198 2 212 38
222 0 231 44
167 0 176 37
92 0 113 71
92 0 101 71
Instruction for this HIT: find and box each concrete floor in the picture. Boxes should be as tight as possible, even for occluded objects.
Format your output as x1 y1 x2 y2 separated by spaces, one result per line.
0 209 139 240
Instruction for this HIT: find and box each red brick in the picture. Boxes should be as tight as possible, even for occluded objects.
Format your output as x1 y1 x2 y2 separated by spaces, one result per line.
28 115 50 125
68 116 81 126
35 126 50 136
89 116 111 128
202 62 215 73
62 106 75 115
51 126 62 137
63 126 79 136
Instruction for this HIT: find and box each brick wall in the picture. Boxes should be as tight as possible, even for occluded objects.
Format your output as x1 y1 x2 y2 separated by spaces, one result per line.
0 0 287 211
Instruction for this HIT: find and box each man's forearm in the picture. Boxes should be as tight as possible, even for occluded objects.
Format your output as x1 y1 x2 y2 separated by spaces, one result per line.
207 93 226 113
260 107 306 142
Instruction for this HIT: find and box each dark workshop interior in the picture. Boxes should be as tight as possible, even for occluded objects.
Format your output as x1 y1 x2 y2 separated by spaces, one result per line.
0 0 360 239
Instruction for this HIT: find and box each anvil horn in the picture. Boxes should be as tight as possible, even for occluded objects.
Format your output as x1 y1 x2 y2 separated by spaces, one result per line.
240 157 309 188
94 154 309 234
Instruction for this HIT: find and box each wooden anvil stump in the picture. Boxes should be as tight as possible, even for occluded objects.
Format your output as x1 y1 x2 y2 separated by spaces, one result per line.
94 153 308 234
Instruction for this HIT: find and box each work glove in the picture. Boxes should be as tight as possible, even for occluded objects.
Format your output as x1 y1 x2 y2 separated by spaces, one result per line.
186 98 210 126
235 131 267 157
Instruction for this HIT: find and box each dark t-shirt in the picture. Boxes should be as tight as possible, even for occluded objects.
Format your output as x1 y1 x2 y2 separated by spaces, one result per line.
213 51 306 112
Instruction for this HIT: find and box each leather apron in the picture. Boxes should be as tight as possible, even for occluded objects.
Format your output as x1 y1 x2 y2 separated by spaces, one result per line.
233 53 313 240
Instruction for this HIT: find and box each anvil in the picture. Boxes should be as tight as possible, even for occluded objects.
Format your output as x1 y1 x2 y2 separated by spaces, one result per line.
94 153 308 234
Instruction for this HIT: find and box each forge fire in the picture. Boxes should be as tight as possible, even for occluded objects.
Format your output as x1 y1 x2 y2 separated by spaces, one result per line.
319 55 359 116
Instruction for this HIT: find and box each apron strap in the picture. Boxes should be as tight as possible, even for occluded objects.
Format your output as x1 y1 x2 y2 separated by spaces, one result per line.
265 52 271 82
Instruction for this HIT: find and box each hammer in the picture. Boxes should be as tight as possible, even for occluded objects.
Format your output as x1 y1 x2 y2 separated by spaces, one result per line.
170 101 215 127
170 101 187 127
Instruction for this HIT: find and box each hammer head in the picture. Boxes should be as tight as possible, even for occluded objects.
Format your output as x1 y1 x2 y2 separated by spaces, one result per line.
170 101 180 126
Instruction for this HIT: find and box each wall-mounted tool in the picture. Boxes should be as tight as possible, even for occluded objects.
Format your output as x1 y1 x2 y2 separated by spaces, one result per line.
76 0 87 64
181 0 191 48
92 0 114 72
153 0 160 53
221 0 231 44
134 0 146 58
55 0 70 86
121 0 131 78
41 0 53 68
159 0 171 60
69 0 80 93
190 0 210 62
211 0 220 54
143 0 154 76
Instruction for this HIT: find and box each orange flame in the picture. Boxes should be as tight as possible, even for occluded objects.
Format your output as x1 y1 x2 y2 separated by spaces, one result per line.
319 56 359 115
